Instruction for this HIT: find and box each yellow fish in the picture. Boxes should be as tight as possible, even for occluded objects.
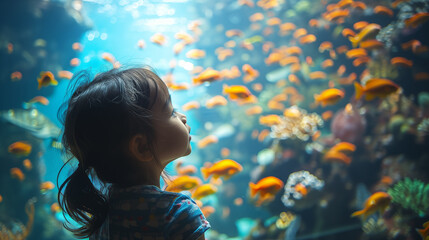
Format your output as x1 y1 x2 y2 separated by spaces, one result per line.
348 23 381 48
37 71 58 89
192 183 218 200
165 175 202 193
201 159 243 180
351 192 391 220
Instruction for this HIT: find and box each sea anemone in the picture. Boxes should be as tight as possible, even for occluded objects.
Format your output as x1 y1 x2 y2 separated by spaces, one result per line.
387 178 429 216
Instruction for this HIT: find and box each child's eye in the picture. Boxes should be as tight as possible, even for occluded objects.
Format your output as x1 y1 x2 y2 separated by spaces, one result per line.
171 108 178 117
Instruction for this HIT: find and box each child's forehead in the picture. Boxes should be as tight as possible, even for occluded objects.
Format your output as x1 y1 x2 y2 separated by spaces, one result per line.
151 77 171 108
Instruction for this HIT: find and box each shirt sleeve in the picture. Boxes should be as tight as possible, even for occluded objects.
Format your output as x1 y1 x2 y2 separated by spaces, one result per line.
164 194 211 240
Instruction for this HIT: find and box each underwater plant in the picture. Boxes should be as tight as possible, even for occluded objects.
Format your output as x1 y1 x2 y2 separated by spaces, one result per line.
0 198 35 240
387 178 429 216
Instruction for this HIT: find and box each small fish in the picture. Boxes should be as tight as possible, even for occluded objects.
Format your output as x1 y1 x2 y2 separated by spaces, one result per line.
348 23 381 48
351 192 391 220
70 58 81 67
175 161 198 176
165 175 202 192
201 206 215 218
346 48 368 58
192 183 218 200
8 141 32 156
249 176 284 206
192 68 222 85
101 52 116 64
353 21 369 30
258 129 271 142
404 12 429 28
294 183 308 196
72 42 83 51
150 33 167 45
10 71 22 81
182 101 200 111
174 32 194 45
390 57 413 67
137 39 145 49
314 88 345 107
330 142 356 153
206 95 228 108
221 148 230 157
354 78 400 100
259 114 282 126
57 70 73 80
299 34 317 44
200 159 243 180
342 28 356 38
321 110 333 120
197 135 219 148
319 41 333 52
249 12 264 22
225 29 243 37
359 39 384 49
10 167 25 181
26 96 49 106
374 6 394 17
416 220 429 240
186 49 206 59
223 84 252 100
23 159 32 170
323 151 351 164
309 71 327 80
37 71 58 89
40 181 55 192
245 106 263 115
242 64 259 82
321 59 334 68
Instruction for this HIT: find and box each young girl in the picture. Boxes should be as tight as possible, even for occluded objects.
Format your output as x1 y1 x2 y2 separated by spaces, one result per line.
57 67 210 240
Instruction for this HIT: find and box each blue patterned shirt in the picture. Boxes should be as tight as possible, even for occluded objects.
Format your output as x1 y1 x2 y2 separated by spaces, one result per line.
90 185 210 240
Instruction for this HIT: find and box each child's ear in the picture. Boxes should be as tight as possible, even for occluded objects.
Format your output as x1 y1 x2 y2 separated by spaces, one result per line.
129 134 152 162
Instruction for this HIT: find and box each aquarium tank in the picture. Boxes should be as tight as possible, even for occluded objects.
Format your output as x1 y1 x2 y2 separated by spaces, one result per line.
1 0 429 239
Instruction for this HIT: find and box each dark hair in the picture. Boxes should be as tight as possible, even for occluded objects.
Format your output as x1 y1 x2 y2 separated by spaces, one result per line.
57 67 167 238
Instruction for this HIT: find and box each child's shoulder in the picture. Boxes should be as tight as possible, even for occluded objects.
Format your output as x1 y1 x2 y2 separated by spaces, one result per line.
111 184 191 202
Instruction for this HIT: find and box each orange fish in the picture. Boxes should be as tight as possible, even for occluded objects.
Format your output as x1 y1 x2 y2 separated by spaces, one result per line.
10 71 22 81
354 78 400 100
192 68 222 85
101 52 116 64
285 46 302 55
58 70 73 80
249 176 284 206
37 71 58 89
337 65 346 76
216 48 234 61
323 151 352 164
414 72 429 81
223 84 252 100
259 114 282 126
72 42 83 51
27 96 49 106
10 168 25 181
401 39 429 54
201 159 243 180
336 45 349 54
245 106 263 115
174 32 194 45
351 192 391 220
173 42 186 55
267 17 281 26
22 159 32 170
150 33 167 45
51 203 61 214
182 101 200 111
348 23 381 47
242 64 259 82
293 28 307 39
206 95 228 108
249 12 264 22
137 39 145 49
308 19 320 28
346 48 368 58
342 28 356 38
197 135 219 148
294 183 308 196
319 41 333 52
416 221 429 240
258 129 271 142
353 21 369 30
201 206 215 218
288 74 301 85
359 39 384 49
8 141 32 156
390 57 413 67
221 148 230 157
352 1 367 9
314 88 345 107
321 110 333 120
268 100 284 110
40 181 55 192
280 22 296 32
309 71 327 80
252 83 263 92
0 195 2 203
192 184 218 200
391 0 409 8
225 29 243 37
352 56 370 67
321 59 334 68
186 49 206 59
404 12 429 28
330 142 356 153
165 175 202 192
374 6 394 16
299 34 317 44
167 82 189 91
175 162 198 176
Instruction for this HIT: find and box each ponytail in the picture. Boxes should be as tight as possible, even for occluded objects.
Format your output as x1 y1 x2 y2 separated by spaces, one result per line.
58 163 108 238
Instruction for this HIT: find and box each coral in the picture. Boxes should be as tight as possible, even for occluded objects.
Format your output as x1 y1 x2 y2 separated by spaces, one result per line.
362 218 387 236
0 198 35 240
270 106 323 141
387 178 429 216
281 171 324 207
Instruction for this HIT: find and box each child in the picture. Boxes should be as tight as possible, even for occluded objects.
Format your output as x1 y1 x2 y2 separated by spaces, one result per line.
57 67 210 240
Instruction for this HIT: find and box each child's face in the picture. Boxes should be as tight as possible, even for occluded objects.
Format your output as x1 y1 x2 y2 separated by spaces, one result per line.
151 79 191 166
